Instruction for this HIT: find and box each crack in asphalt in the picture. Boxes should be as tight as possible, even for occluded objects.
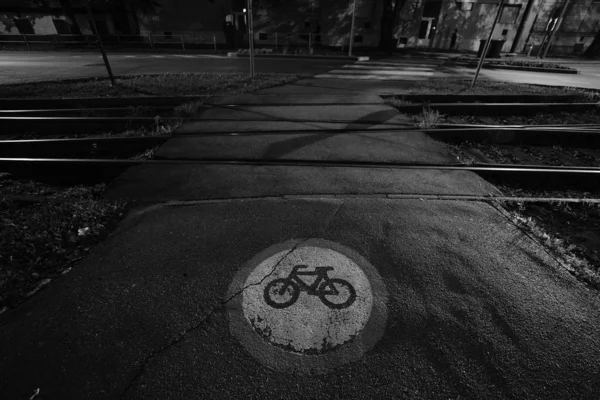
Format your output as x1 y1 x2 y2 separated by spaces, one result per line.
119 238 309 399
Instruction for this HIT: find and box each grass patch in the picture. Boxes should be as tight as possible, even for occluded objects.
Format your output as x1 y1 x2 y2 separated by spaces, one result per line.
405 79 600 98
0 177 128 311
414 107 444 128
453 56 574 70
500 201 600 290
0 73 301 99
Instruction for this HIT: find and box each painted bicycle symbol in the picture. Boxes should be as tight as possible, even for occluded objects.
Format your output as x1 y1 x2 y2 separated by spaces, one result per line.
264 265 357 309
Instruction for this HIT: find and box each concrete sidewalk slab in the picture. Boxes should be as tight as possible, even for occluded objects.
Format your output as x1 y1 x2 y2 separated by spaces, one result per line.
105 165 500 202
206 93 385 105
255 78 415 94
194 104 398 122
1 198 599 399
155 132 454 164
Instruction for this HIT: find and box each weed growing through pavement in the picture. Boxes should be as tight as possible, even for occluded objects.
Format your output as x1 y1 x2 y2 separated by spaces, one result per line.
386 97 415 107
173 100 207 117
130 145 160 160
415 107 444 128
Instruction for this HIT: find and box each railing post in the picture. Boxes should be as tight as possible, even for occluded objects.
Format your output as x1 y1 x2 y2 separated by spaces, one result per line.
308 32 312 52
22 34 30 51
180 34 185 52
213 33 217 53
148 33 153 49
275 32 278 50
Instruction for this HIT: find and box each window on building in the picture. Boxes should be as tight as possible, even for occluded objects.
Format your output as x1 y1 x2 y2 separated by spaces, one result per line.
259 32 267 40
13 18 35 35
364 22 371 29
418 20 429 39
499 4 521 24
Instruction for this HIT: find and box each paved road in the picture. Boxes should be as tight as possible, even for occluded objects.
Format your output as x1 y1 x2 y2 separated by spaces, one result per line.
0 51 349 83
314 55 600 90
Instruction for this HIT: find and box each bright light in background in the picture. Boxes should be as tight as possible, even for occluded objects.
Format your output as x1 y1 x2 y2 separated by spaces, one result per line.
243 8 247 12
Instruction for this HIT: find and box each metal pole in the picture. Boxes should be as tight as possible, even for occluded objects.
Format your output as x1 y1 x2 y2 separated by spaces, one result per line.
308 32 312 53
84 0 115 85
180 34 186 52
471 0 505 88
23 34 30 51
540 0 570 59
275 32 278 50
348 0 357 56
247 0 255 77
213 34 217 53
148 33 154 49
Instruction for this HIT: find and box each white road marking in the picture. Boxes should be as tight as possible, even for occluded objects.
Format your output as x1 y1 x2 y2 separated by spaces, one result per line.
227 239 389 374
243 246 372 354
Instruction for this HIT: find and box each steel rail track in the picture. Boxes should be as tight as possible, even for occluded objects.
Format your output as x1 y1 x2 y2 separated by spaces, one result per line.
3 126 600 158
0 106 176 117
1 158 599 190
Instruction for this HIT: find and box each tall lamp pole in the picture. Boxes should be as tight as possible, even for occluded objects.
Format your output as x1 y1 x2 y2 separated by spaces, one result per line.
471 0 505 88
84 0 115 85
246 1 255 78
348 0 357 56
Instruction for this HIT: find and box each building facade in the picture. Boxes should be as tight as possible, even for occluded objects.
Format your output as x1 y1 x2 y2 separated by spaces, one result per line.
1 0 599 55
393 0 600 55
0 0 141 36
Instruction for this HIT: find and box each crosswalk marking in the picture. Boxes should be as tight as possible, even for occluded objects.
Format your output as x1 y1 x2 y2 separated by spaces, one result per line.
342 64 433 71
316 60 438 81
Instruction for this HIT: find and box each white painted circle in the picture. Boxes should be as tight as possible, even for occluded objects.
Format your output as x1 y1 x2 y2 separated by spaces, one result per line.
242 246 373 355
227 238 388 375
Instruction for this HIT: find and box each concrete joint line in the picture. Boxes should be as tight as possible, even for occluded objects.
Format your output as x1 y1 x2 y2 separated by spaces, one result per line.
119 238 310 398
122 195 600 212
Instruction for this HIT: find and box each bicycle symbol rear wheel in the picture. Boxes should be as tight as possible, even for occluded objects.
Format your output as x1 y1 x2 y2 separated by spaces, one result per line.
264 278 300 309
318 278 356 309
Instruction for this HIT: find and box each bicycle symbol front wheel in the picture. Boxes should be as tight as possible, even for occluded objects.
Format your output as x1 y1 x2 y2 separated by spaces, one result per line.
264 278 300 309
318 278 356 309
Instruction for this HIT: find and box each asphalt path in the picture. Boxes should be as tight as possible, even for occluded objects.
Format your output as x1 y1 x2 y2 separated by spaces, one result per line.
2 198 599 399
0 51 349 83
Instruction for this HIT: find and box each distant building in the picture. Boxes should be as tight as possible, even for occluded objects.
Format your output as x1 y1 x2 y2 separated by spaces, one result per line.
1 0 599 56
0 0 140 36
394 0 600 55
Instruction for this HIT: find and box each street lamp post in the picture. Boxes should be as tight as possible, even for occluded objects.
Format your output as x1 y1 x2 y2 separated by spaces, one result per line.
471 0 505 88
84 0 115 85
246 2 255 77
348 0 358 56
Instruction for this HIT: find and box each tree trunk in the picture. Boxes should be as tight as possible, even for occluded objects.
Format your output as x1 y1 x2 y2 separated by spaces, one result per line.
60 0 82 34
378 0 407 51
583 30 600 58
